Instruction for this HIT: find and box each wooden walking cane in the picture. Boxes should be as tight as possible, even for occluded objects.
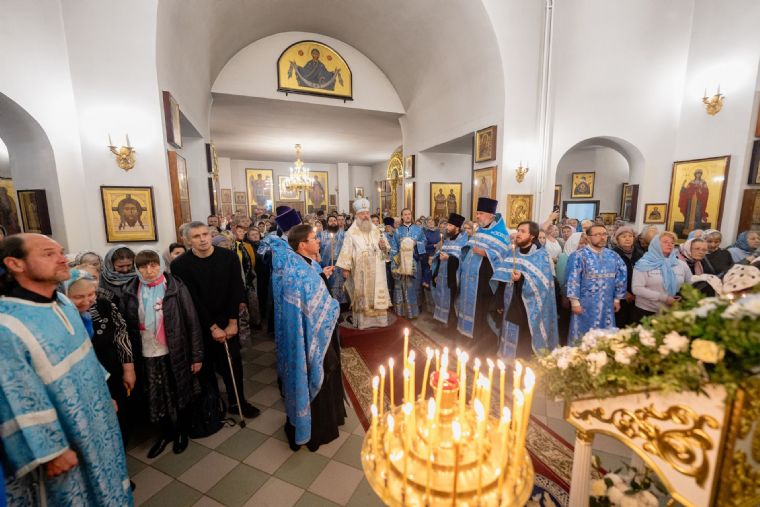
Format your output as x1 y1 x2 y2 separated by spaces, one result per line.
223 340 246 428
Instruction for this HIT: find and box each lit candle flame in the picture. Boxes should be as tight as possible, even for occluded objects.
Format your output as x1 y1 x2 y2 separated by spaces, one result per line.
426 347 433 359
524 367 536 392
474 399 485 421
497 359 505 372
403 402 412 416
371 404 378 417
452 420 462 442
502 407 511 423
372 376 379 389
427 398 436 420
408 350 416 363
379 365 385 375
388 414 395 431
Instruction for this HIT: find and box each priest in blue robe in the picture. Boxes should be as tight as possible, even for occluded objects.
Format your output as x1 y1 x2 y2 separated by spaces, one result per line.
566 224 627 343
279 224 345 451
390 208 426 319
383 217 396 296
319 215 347 307
432 213 468 334
0 234 132 506
492 221 559 360
457 197 511 355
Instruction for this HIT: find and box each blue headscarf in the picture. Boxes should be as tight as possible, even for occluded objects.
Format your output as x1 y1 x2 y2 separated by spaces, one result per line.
731 231 752 254
64 268 96 337
634 235 680 296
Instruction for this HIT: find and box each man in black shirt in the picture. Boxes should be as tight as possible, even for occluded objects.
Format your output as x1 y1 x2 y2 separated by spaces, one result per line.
171 222 260 419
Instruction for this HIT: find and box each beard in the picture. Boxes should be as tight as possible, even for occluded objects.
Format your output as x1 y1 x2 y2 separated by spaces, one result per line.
326 224 339 233
357 217 373 233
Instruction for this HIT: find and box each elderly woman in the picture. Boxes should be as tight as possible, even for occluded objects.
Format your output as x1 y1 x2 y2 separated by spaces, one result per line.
702 229 733 275
64 269 135 443
677 238 716 275
122 250 203 458
100 245 137 306
73 250 103 272
612 226 643 327
541 228 562 262
632 232 691 320
728 231 760 263
636 225 659 252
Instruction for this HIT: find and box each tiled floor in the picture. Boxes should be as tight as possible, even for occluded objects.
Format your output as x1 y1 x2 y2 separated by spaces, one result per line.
128 315 633 506
127 331 385 507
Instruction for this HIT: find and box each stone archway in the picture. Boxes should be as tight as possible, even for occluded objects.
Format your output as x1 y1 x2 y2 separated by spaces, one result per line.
0 93 67 243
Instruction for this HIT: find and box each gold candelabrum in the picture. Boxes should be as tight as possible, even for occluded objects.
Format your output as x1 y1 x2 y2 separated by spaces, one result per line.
361 330 536 506
702 86 725 116
107 134 136 171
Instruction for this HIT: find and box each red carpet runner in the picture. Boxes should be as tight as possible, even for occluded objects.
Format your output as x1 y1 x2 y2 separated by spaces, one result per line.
339 316 574 505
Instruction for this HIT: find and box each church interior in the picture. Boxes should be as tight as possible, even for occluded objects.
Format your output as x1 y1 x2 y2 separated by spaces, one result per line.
2 1 760 506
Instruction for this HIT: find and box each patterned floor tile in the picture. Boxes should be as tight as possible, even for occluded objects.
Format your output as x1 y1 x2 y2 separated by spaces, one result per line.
307 460 364 505
216 427 268 461
251 340 276 352
126 454 147 476
274 450 330 489
248 385 283 407
192 422 240 450
315 430 351 458
132 467 173 505
346 478 385 507
141 480 202 507
246 407 287 435
293 492 341 507
206 463 268 507
243 476 304 507
331 434 364 469
192 495 226 506
153 441 211 478
178 451 238 493
251 367 278 384
251 352 277 366
243 436 294 474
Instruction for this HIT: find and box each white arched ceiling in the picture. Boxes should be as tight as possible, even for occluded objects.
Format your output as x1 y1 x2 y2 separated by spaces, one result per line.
156 0 504 153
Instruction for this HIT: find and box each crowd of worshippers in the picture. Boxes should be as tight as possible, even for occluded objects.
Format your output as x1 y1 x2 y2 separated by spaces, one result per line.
1 199 759 505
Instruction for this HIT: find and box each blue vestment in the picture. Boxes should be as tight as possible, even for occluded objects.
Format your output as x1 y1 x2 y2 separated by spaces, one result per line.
319 230 347 303
0 295 132 506
260 234 291 379
276 249 340 444
493 246 559 359
566 246 627 343
431 232 469 323
391 224 426 318
457 216 511 337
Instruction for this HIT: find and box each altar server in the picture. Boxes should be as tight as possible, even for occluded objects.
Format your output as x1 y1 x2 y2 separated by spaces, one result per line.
390 208 426 318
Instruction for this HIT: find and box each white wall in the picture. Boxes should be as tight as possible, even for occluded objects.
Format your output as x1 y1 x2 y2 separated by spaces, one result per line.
673 0 760 239
545 0 694 230
555 147 629 215
348 165 373 213
414 153 472 219
213 32 404 114
175 136 212 223
59 0 179 253
0 0 89 249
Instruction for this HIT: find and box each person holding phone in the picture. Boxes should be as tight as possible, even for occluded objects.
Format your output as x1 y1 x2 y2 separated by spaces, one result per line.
631 231 691 321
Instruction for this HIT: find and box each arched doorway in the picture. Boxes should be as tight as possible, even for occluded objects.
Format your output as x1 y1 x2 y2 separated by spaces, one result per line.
0 93 66 243
554 136 645 226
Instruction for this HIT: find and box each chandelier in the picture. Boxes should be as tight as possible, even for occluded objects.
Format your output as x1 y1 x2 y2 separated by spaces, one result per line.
283 144 314 192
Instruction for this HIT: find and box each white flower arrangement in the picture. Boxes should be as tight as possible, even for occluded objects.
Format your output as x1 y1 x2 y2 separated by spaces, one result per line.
590 463 664 507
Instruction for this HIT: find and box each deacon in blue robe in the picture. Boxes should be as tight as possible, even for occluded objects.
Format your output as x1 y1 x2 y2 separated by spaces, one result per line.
278 225 344 451
382 217 396 297
0 254 132 504
566 225 627 343
457 198 511 355
432 213 468 331
319 215 347 305
390 209 426 319
492 221 559 361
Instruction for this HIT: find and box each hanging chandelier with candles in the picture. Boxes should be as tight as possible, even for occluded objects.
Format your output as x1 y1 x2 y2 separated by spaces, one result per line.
361 329 536 506
283 143 315 192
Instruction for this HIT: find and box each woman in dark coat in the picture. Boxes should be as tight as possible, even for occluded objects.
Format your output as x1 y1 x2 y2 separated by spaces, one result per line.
612 226 643 327
122 249 203 459
703 229 734 276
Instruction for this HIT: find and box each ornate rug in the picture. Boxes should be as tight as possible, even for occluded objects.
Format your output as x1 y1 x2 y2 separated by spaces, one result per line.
340 317 573 505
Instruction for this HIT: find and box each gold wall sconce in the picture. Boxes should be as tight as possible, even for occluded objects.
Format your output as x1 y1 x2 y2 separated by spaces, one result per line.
108 134 136 171
515 161 529 183
702 86 725 116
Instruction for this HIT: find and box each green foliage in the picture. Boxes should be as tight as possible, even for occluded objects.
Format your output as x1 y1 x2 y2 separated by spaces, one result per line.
533 288 760 402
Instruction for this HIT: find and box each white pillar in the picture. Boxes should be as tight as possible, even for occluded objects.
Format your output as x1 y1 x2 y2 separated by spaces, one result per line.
569 430 594 507
337 162 350 213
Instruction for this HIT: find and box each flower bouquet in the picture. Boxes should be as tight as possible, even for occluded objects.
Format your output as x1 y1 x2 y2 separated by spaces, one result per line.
534 286 760 401
589 461 665 507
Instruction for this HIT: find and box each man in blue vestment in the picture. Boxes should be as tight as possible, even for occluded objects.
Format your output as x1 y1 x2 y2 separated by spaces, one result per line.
457 197 511 356
432 213 468 335
383 216 396 297
279 225 345 451
566 224 627 343
391 208 426 319
0 234 132 506
319 215 347 308
492 221 559 361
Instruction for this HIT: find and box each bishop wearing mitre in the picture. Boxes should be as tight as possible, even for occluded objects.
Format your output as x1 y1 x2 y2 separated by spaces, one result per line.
336 198 392 329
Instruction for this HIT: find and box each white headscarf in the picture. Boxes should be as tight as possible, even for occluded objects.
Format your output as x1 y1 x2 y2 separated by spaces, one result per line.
563 232 584 255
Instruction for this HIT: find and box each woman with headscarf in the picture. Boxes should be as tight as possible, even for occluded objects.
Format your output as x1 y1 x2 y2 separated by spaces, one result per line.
64 269 135 446
632 232 691 321
677 237 716 275
612 226 643 327
556 232 586 289
703 229 733 275
100 245 137 307
635 225 659 252
541 228 562 262
73 250 103 273
728 231 760 263
121 249 203 459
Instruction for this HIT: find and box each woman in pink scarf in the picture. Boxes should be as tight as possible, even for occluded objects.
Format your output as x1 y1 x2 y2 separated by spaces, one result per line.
677 238 716 275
